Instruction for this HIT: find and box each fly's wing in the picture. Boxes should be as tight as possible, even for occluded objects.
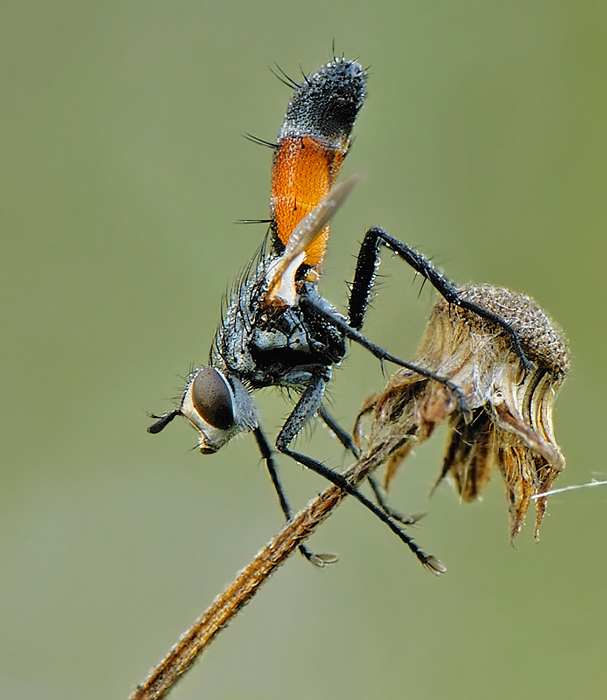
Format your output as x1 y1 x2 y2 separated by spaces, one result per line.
264 174 361 307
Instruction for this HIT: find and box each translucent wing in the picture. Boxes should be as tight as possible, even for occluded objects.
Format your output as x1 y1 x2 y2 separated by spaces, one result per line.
264 174 361 307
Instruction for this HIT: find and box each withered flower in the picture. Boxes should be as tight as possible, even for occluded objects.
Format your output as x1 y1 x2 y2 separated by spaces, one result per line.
354 285 569 541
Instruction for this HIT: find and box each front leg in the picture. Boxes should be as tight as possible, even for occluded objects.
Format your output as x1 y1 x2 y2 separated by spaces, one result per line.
348 227 532 369
275 369 443 573
253 427 337 567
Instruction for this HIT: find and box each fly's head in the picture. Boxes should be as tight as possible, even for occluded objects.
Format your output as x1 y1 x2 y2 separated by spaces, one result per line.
148 367 257 454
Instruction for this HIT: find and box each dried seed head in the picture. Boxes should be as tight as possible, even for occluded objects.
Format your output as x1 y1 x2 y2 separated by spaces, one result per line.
354 284 569 541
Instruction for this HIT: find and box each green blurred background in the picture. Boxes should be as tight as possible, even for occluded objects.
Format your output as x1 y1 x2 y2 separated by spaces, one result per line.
2 2 606 698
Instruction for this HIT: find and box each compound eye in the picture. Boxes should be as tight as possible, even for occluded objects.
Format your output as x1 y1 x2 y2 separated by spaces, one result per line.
191 367 235 430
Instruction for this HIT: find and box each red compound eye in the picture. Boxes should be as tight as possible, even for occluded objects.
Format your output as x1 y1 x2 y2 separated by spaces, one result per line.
191 367 235 431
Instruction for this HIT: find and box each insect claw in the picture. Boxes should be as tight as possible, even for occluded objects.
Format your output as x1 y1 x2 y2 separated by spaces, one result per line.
309 552 340 567
422 555 447 575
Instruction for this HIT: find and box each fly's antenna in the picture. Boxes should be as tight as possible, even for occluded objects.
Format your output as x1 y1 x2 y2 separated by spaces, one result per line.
147 410 181 434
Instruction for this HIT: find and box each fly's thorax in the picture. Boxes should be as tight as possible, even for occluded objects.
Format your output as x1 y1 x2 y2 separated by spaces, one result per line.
211 272 263 379
252 306 311 352
246 297 347 386
180 366 257 454
212 262 347 388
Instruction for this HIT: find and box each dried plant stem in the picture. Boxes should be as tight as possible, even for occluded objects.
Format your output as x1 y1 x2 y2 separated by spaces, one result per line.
130 449 385 700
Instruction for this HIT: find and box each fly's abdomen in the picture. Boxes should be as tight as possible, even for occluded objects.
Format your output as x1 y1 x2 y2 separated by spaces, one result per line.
271 58 367 269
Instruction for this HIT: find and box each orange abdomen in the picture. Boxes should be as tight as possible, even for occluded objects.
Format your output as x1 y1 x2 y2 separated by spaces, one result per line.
271 136 345 268
268 58 367 271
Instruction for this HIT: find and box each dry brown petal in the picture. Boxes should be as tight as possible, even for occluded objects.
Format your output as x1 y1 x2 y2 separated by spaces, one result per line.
355 284 569 541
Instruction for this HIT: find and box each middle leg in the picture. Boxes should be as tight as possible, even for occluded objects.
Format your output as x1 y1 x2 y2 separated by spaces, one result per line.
275 368 444 573
318 405 422 526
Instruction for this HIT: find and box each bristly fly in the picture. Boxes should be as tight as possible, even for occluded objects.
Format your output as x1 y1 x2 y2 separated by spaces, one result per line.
149 57 530 572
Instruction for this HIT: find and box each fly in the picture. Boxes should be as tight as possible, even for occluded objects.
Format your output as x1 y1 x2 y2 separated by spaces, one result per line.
149 56 530 572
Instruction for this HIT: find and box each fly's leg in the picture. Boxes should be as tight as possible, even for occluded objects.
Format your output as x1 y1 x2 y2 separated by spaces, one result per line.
348 227 532 369
317 405 360 458
300 289 471 420
253 427 338 567
318 405 422 526
276 369 445 574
